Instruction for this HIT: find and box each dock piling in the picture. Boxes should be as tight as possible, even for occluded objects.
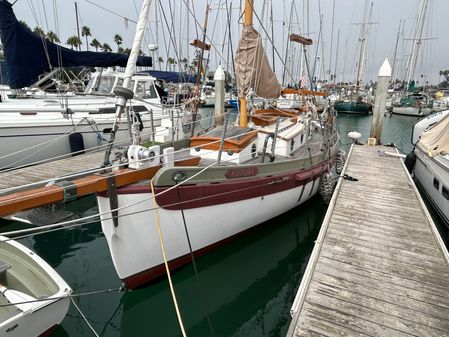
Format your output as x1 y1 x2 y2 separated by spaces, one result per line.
369 58 391 145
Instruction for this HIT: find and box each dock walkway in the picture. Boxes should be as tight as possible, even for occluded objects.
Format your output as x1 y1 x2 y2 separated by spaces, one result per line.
0 151 107 195
287 144 449 337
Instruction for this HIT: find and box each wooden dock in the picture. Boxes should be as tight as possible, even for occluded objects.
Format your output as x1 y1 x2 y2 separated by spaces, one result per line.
287 144 449 337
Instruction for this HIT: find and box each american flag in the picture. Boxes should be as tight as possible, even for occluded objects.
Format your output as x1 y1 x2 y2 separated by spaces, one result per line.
300 73 307 88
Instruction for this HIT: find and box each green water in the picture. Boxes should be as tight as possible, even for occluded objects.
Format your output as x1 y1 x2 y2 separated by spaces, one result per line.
3 112 442 337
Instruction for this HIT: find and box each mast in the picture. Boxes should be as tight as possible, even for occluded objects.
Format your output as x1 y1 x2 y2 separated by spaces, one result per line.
74 2 81 51
391 19 402 85
328 0 336 83
103 0 151 167
239 0 254 128
355 0 372 88
333 29 339 83
406 0 430 85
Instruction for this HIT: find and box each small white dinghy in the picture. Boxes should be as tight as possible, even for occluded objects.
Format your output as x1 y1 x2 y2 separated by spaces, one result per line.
0 236 72 337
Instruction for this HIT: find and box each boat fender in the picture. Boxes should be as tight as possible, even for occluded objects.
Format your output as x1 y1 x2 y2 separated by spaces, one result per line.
69 132 85 156
336 150 346 175
404 151 416 173
319 172 336 203
134 112 144 131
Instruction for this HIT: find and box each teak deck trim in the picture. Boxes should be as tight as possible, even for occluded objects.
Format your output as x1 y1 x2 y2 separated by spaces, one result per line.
0 153 200 217
287 144 449 337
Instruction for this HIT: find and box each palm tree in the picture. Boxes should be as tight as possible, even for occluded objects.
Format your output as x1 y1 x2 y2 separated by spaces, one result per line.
46 31 60 44
90 38 101 52
19 20 31 30
167 57 176 71
118 46 124 54
101 43 112 52
66 36 82 50
157 56 164 69
123 48 131 55
33 27 45 37
81 26 92 51
113 34 122 51
180 57 188 71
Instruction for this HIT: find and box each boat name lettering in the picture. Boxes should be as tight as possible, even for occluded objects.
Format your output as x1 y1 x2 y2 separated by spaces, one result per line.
225 167 258 178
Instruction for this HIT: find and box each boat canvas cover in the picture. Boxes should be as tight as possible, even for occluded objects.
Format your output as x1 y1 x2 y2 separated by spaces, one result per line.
144 70 196 84
419 112 449 156
0 0 152 89
234 26 281 99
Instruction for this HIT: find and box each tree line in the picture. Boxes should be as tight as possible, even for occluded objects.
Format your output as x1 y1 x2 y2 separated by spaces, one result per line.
21 21 130 54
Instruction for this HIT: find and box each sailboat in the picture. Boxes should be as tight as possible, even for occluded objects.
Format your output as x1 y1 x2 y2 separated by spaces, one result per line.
96 0 340 289
334 0 373 114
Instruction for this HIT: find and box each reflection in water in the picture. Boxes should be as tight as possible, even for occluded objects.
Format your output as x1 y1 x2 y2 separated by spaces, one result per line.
27 195 102 267
118 196 326 337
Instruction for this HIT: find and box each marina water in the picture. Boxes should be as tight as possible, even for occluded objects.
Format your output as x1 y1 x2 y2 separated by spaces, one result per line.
1 111 447 337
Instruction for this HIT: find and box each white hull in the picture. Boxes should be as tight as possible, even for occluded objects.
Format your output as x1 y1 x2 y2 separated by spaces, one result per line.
0 237 71 337
97 177 321 285
414 147 449 226
392 106 432 116
1 294 70 337
0 114 162 169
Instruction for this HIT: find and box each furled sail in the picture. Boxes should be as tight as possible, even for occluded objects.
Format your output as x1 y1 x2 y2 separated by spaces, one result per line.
419 113 449 157
234 25 281 99
0 0 152 89
144 70 197 84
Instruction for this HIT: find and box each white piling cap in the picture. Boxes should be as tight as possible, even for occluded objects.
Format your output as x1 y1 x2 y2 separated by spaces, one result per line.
378 58 392 77
214 65 225 81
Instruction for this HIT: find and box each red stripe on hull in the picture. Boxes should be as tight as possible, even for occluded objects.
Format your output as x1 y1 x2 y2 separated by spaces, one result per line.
116 162 329 210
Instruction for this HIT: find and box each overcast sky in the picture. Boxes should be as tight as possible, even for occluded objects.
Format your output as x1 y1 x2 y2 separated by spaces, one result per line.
11 0 449 85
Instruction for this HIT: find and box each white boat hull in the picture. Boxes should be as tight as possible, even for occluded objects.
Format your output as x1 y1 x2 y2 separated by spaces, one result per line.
0 114 162 169
1 295 70 337
97 177 321 287
392 106 432 116
0 237 72 337
414 148 449 226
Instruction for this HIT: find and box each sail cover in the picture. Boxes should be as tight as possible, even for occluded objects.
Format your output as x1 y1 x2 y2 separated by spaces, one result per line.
234 25 281 99
419 112 449 157
0 0 152 89
143 70 197 83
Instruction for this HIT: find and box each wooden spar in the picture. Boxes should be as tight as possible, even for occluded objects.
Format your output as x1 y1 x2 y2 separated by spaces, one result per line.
289 34 313 46
281 88 328 96
244 0 254 26
0 157 200 218
190 39 211 51
239 0 254 128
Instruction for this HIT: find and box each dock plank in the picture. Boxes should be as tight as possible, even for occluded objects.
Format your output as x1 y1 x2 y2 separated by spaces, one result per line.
287 145 449 337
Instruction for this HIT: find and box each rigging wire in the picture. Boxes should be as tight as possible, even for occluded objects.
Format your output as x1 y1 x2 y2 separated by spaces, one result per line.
71 297 100 337
83 0 137 24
